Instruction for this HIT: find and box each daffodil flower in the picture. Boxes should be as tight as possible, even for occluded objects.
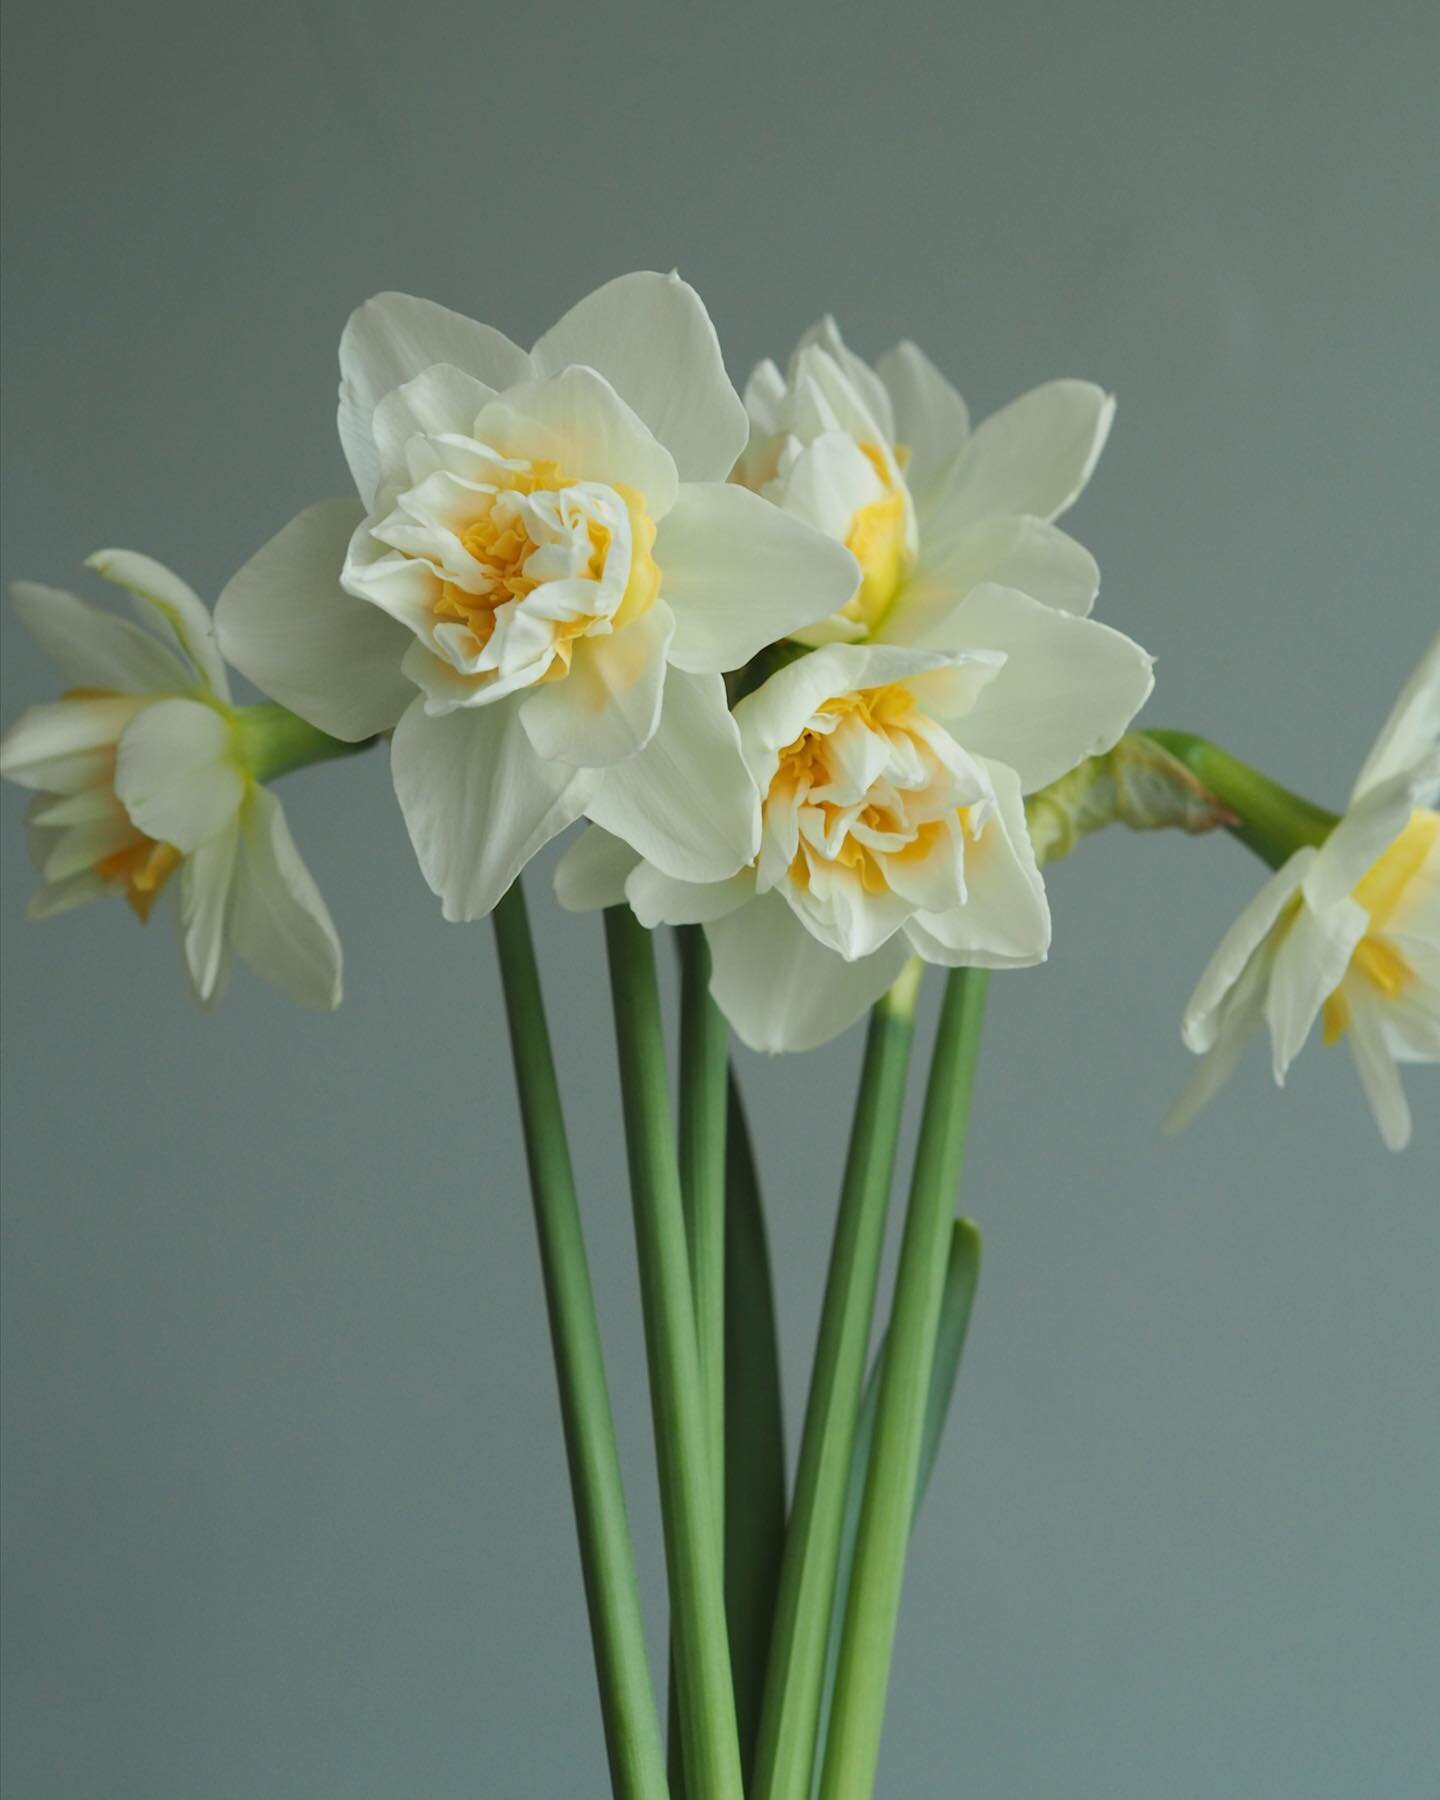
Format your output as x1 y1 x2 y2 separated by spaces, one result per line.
215 272 859 921
557 643 1052 1052
1169 636 1440 1149
737 316 1154 792
0 554 342 1009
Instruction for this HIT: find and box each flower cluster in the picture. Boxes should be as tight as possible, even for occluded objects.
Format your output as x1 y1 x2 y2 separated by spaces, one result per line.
2 268 1432 1144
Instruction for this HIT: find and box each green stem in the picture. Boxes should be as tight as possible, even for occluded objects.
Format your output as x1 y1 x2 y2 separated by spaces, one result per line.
814 1220 982 1785
491 883 667 1800
677 926 729 1528
233 700 376 784
752 961 923 1800
817 967 990 1800
723 1071 789 1782
604 907 745 1800
1143 730 1337 869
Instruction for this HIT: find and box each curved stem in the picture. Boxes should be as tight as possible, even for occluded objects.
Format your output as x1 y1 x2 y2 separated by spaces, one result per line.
492 882 667 1800
604 907 745 1800
752 961 923 1800
817 967 989 1800
1144 730 1337 868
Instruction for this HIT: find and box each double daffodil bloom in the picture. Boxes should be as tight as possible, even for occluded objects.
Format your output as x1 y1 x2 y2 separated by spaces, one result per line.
737 316 1154 794
0 555 342 1009
1170 636 1439 1149
215 272 859 921
557 643 1051 1052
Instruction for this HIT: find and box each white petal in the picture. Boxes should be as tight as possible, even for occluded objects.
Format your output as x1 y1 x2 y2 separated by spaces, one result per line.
391 696 596 922
584 669 759 882
11 582 190 695
705 891 907 1053
930 380 1114 531
40 811 137 882
179 818 239 1005
659 484 861 674
474 366 678 516
875 340 970 499
27 870 108 920
530 271 748 482
519 603 674 768
626 862 755 928
85 550 230 700
1346 998 1413 1150
1264 893 1368 1082
113 699 244 852
1180 851 1312 1053
924 583 1154 791
1163 948 1272 1135
1351 632 1440 802
370 364 497 485
1303 769 1428 915
732 642 954 778
229 786 343 1009
888 518 1100 649
215 500 415 742
902 760 1050 968
0 696 143 792
553 826 642 912
795 317 896 443
338 291 532 506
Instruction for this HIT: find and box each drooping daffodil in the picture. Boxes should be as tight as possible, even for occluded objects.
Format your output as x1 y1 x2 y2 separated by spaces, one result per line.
558 643 1059 1052
0 554 343 1009
736 316 1154 794
215 272 860 921
1169 635 1439 1150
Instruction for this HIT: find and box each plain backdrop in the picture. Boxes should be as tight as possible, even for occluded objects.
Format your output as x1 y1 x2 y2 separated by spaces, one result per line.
2 2 1437 1795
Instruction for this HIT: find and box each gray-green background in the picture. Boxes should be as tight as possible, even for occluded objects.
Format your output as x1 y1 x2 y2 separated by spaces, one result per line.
2 1 1436 1794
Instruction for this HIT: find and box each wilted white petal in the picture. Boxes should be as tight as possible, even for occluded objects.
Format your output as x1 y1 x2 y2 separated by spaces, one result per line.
1180 850 1313 1053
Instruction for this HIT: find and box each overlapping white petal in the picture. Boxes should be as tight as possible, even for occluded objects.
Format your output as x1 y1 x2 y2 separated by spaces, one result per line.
3 556 344 1010
221 273 860 920
1171 635 1440 1148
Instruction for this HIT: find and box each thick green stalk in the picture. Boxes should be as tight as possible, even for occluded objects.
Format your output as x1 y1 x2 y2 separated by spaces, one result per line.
604 907 745 1800
723 1071 788 1781
1143 730 1337 869
677 926 729 1526
233 700 376 784
752 960 924 1800
814 1221 983 1787
817 967 989 1800
491 883 667 1800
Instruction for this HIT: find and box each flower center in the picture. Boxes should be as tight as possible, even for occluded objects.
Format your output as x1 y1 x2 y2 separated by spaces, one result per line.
95 834 183 922
841 442 911 633
1321 807 1436 1043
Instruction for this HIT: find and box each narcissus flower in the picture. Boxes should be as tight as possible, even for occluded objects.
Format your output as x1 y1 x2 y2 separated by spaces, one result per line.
557 643 1051 1052
737 317 1153 793
215 273 859 921
0 554 342 1009
1169 637 1440 1150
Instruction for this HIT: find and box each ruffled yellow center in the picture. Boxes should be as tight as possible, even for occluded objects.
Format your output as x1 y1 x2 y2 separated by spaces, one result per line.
841 442 911 632
432 459 659 683
1322 807 1437 1043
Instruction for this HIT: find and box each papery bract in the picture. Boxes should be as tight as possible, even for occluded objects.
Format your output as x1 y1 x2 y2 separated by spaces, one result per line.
0 555 342 1009
216 273 859 921
1169 635 1440 1149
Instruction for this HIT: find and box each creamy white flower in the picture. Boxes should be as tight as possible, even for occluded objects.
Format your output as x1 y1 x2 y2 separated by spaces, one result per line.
555 643 1050 1052
0 554 342 1009
737 317 1154 792
215 273 859 921
1169 636 1440 1150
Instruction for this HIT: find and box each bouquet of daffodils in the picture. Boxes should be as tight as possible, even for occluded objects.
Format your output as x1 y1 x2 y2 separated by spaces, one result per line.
3 272 1435 1798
